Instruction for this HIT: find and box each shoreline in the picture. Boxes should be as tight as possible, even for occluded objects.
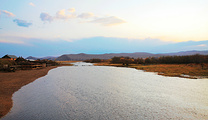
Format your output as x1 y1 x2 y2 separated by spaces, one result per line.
0 66 59 118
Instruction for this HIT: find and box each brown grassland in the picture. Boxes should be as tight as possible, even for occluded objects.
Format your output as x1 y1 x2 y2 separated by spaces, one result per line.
95 62 208 79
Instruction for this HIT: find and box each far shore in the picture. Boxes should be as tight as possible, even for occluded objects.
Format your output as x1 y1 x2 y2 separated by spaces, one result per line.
94 63 208 79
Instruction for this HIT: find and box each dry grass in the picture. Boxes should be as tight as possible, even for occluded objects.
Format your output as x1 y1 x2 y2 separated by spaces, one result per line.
95 63 208 79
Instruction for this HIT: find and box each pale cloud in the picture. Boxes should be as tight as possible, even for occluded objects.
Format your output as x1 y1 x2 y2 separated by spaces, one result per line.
13 19 32 27
40 13 54 22
0 35 27 44
90 16 126 26
78 12 94 19
40 9 76 22
0 39 25 44
1 10 15 17
29 2 35 7
197 44 207 47
68 8 75 13
40 8 126 27
55 9 76 19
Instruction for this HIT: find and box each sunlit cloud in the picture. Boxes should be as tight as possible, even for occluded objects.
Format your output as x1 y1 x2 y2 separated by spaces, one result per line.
197 44 207 47
13 19 32 27
0 35 27 44
78 12 94 19
40 8 76 22
39 8 126 27
68 8 75 13
40 13 54 22
29 2 35 7
1 10 15 17
0 39 25 44
90 16 126 26
55 9 76 20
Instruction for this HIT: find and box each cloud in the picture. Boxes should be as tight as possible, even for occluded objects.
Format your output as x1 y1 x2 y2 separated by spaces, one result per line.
197 44 207 47
0 39 25 44
90 16 126 26
68 8 75 13
39 8 126 26
55 9 76 19
40 8 76 22
40 13 54 22
78 12 94 19
0 35 29 45
13 19 32 27
29 2 35 7
1 10 15 17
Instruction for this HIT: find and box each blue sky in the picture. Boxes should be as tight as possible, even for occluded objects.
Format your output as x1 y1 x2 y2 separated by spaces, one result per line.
0 0 208 57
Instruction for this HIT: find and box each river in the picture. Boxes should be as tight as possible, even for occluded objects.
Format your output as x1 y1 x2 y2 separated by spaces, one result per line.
3 62 208 119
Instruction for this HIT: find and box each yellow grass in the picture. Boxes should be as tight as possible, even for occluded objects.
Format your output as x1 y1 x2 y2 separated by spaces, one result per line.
95 63 208 79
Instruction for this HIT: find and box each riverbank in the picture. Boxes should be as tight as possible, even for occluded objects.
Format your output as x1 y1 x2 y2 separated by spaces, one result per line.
95 63 208 79
0 66 60 118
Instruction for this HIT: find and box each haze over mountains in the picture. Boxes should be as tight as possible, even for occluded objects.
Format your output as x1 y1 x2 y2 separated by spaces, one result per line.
26 50 208 61
1 37 208 58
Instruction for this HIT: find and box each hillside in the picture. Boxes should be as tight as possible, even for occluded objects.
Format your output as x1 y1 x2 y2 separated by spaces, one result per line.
26 56 56 60
55 50 208 61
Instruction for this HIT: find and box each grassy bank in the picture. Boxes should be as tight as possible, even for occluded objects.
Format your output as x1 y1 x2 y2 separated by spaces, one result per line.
95 63 208 79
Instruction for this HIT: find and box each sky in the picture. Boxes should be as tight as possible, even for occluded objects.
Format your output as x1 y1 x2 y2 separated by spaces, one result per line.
0 0 208 57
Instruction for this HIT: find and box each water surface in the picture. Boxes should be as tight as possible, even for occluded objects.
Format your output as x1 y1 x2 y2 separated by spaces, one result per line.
3 62 208 119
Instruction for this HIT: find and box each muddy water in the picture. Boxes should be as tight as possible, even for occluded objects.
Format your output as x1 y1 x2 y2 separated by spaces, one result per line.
3 62 208 119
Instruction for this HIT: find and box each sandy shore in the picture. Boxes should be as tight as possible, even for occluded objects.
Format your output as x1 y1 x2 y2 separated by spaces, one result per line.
0 66 59 118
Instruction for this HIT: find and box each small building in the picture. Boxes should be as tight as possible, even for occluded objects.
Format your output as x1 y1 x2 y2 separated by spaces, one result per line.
2 54 17 60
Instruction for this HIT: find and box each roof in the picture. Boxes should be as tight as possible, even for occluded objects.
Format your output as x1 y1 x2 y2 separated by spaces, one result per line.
2 54 17 59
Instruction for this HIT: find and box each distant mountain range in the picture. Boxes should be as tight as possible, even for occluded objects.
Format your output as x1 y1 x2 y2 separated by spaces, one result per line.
26 50 208 61
26 56 57 60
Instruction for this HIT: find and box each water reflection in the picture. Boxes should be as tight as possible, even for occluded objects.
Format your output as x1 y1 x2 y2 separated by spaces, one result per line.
71 62 94 66
3 62 208 120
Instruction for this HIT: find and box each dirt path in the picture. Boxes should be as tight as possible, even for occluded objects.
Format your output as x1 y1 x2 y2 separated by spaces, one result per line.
0 66 59 118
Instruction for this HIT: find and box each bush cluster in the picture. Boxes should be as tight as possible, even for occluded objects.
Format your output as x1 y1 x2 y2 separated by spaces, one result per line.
86 54 208 65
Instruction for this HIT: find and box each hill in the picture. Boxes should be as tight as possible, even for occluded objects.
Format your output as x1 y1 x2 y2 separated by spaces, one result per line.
26 56 56 60
55 50 208 61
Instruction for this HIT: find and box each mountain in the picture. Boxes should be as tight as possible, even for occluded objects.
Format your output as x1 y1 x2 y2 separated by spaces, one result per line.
56 50 208 61
26 50 208 61
41 56 57 60
162 50 208 56
26 56 57 60
56 52 154 61
26 56 38 60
